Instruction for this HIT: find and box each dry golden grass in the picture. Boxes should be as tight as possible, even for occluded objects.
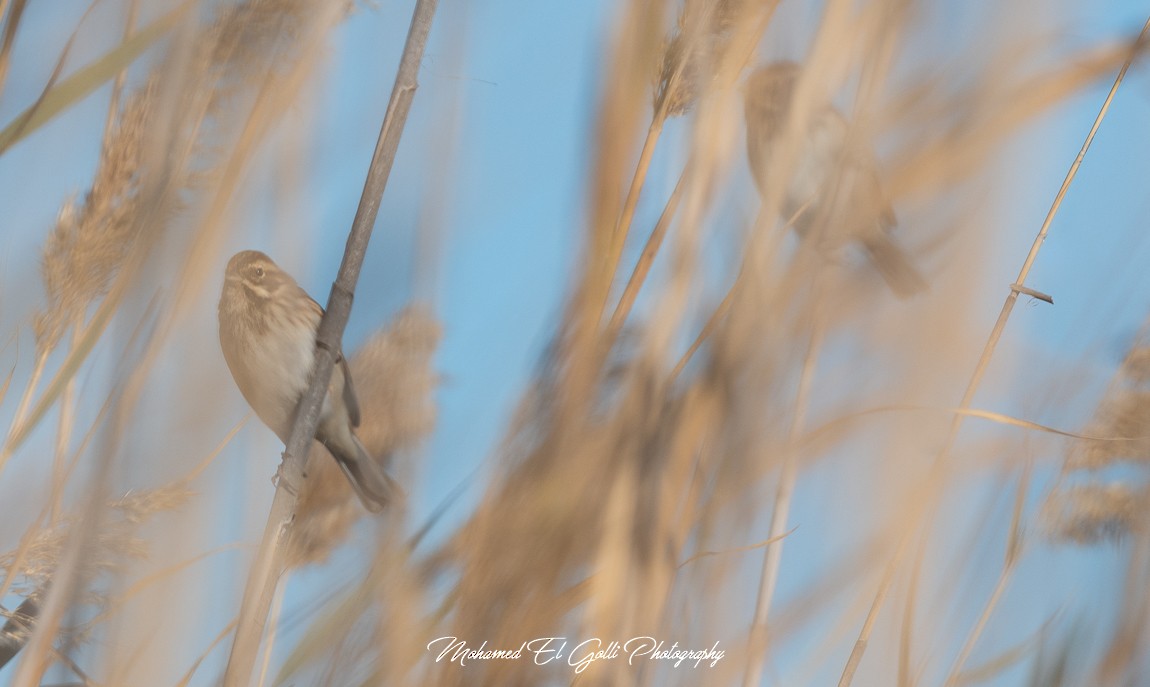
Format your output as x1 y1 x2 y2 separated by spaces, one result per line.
0 0 1147 686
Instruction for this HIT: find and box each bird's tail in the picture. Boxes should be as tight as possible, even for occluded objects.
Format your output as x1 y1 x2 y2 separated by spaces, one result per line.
862 235 928 298
325 432 403 513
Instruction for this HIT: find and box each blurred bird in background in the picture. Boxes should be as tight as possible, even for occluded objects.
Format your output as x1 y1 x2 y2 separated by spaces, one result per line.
744 61 927 297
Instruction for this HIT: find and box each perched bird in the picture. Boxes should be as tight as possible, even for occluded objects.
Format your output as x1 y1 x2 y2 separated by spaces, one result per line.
218 250 398 513
744 61 927 296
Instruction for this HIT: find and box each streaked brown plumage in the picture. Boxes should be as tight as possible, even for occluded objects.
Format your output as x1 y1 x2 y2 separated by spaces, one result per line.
744 61 927 297
218 250 398 513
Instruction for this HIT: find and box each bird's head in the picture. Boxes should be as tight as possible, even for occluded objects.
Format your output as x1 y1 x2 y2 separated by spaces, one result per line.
224 250 292 303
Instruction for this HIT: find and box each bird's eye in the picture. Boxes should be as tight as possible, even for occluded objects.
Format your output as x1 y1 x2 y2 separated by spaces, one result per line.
254 267 264 278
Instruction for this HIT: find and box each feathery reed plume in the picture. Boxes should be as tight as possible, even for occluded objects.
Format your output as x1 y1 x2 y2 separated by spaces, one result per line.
654 0 759 118
350 307 441 459
1045 320 1150 544
290 307 440 566
1067 328 1150 471
0 481 193 671
1042 483 1146 544
35 87 152 355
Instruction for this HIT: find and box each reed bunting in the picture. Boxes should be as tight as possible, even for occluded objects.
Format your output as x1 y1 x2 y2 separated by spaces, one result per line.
218 250 397 513
744 61 926 296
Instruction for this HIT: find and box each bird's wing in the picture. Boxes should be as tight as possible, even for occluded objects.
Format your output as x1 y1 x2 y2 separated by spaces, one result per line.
304 293 324 321
306 293 361 428
340 355 361 428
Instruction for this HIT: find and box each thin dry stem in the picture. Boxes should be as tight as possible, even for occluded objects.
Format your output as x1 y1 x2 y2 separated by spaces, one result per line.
174 618 239 687
836 19 1150 685
898 532 930 687
606 167 687 341
599 116 669 324
743 281 829 687
0 0 25 98
101 0 139 145
256 580 287 687
0 350 47 475
49 318 82 521
943 465 1033 686
676 529 795 569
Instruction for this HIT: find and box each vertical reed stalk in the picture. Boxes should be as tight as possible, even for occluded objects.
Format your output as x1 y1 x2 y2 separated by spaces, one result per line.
221 2 440 683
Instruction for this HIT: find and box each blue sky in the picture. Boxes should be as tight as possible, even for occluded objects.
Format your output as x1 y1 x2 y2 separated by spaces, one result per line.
1 0 1149 685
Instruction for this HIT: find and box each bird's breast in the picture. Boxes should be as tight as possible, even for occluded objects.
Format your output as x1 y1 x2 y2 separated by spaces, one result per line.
220 313 316 440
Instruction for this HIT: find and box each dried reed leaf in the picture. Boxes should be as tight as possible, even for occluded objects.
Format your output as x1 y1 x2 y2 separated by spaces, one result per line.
0 0 194 156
